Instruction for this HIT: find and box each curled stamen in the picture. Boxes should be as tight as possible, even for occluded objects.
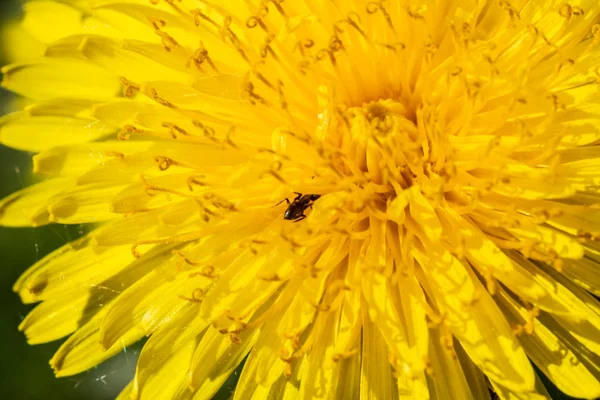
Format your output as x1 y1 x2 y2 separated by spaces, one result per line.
559 3 584 20
329 36 343 52
243 80 270 106
118 125 141 141
498 0 521 22
154 156 173 171
189 265 218 279
192 120 221 144
179 288 205 303
294 39 314 58
224 126 239 149
267 0 287 18
247 16 267 33
149 17 166 30
376 41 406 52
190 9 219 28
316 48 337 66
150 88 176 108
162 122 189 138
187 42 219 73
277 79 288 110
154 29 179 52
221 16 250 63
548 93 566 111
246 5 268 31
242 238 268 254
104 151 124 159
187 175 207 191
260 34 278 59
120 77 141 98
366 2 394 29
405 5 426 21
252 61 276 90
261 160 287 183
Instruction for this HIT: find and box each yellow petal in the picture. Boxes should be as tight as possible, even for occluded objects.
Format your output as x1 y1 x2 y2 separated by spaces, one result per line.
110 173 194 214
298 311 340 400
19 291 92 344
333 343 361 400
508 225 584 259
91 0 192 44
488 372 551 400
360 317 397 400
33 141 155 177
397 369 429 400
533 260 600 356
414 247 535 392
14 238 131 303
234 318 287 392
409 189 443 242
133 303 207 400
200 252 280 321
91 100 161 128
50 309 144 377
137 340 195 400
560 255 600 297
48 183 125 223
91 199 200 246
455 343 493 400
331 289 361 362
497 288 600 399
505 251 600 323
187 325 259 397
21 0 87 44
274 275 329 346
427 326 475 400
0 112 114 153
1 59 120 100
451 214 578 316
99 246 193 348
0 177 74 227
24 98 97 117
1 21 45 62
361 270 428 377
493 178 578 200
49 35 194 84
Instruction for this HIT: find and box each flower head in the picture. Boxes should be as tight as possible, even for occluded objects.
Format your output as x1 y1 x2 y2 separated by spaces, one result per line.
3 0 600 398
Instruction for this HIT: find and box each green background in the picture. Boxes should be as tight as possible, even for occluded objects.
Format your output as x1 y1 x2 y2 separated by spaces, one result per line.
0 0 585 399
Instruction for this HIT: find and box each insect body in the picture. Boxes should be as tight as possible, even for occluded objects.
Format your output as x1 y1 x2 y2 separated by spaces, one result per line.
279 192 321 222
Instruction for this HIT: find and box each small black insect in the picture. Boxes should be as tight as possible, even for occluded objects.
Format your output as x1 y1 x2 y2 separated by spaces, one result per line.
277 192 321 222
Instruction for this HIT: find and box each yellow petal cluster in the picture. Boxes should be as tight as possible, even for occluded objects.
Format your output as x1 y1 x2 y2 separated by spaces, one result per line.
3 0 600 399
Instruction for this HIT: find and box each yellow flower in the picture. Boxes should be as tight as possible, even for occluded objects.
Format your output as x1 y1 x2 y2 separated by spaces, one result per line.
3 0 600 398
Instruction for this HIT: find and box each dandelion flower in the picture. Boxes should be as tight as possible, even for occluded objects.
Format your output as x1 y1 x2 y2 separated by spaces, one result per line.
4 0 600 398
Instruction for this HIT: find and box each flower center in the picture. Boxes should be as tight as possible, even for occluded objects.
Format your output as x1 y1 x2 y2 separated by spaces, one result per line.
341 100 422 189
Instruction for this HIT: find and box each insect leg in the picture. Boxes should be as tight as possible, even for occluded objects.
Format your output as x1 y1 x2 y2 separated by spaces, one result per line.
274 198 291 207
293 214 307 222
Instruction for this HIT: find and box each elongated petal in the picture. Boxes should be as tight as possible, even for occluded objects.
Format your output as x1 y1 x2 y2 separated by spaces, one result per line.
2 60 120 100
0 177 73 227
133 303 208 400
415 247 535 392
50 309 144 377
187 326 259 398
360 317 397 400
0 112 114 152
497 288 600 398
